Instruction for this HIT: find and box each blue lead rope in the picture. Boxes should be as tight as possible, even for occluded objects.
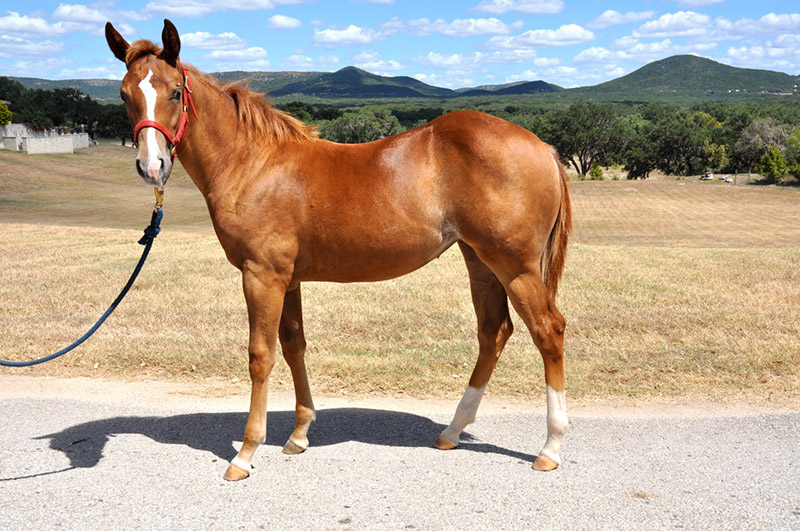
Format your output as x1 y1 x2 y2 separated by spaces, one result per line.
0 207 163 368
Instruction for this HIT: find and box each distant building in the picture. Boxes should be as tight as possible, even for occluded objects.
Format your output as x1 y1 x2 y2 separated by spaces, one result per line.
1 124 90 154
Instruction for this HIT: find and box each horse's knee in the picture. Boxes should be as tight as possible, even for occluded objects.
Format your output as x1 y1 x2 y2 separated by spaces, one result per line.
248 348 276 381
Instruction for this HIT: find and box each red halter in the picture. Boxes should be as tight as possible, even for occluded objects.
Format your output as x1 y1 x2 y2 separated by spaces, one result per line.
133 64 198 161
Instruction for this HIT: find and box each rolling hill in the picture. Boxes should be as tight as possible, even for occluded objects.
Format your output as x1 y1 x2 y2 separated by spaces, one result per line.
4 66 561 101
573 54 800 101
5 55 799 103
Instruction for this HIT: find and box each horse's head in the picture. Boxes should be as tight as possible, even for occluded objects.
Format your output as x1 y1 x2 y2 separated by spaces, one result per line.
106 19 186 187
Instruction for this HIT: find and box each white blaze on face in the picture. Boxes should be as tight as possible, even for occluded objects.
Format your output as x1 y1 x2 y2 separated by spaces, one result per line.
138 70 162 178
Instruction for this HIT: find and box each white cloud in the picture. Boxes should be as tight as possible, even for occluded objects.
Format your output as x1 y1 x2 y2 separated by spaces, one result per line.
633 11 710 39
0 35 64 57
280 53 339 70
268 14 302 29
475 0 564 15
52 4 107 23
5 57 72 76
724 45 797 71
488 24 595 48
773 34 800 48
52 3 149 24
0 11 66 38
724 13 800 35
58 65 126 80
208 47 268 60
672 0 723 7
281 54 314 69
354 50 403 71
589 10 655 29
207 47 271 70
413 48 541 74
506 69 540 82
573 46 629 63
313 25 381 45
412 72 438 83
181 31 246 50
382 17 522 37
145 0 300 18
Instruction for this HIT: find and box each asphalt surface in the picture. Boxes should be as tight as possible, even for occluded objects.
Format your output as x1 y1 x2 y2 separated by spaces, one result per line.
1 378 798 530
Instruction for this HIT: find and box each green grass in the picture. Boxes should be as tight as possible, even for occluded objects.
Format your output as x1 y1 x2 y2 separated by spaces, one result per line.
1 144 799 406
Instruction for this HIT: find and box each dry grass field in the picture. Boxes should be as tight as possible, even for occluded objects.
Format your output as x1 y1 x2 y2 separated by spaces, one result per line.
1 142 798 406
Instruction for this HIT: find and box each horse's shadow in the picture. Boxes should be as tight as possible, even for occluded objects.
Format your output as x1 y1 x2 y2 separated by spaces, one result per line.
30 408 536 472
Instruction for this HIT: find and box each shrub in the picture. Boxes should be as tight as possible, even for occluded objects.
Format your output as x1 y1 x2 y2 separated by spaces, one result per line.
755 144 788 183
0 102 11 126
589 162 604 181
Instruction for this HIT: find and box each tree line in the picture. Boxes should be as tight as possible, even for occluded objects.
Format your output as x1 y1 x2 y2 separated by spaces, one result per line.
3 74 799 182
0 76 130 141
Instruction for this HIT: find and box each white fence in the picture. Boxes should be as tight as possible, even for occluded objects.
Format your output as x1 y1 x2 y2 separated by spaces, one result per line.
1 124 90 154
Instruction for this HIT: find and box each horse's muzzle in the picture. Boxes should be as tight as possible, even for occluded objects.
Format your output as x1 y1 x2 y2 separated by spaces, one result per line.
136 156 172 187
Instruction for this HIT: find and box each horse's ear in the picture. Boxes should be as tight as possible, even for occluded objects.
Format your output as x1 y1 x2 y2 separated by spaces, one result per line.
161 19 181 66
105 22 130 64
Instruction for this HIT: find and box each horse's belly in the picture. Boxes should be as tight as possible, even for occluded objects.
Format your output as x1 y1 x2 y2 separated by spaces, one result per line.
298 229 457 283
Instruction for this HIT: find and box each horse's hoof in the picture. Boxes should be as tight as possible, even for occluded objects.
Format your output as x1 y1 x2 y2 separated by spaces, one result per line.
434 434 458 450
223 463 251 481
532 454 559 471
282 439 308 455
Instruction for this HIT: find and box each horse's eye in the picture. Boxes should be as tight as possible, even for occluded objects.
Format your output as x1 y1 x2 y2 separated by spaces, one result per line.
171 89 181 102
119 92 127 103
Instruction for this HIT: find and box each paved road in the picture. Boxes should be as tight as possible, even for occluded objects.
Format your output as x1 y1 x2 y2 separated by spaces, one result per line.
0 377 798 530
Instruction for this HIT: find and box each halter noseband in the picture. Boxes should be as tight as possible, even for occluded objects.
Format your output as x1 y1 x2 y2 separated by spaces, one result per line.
133 64 198 161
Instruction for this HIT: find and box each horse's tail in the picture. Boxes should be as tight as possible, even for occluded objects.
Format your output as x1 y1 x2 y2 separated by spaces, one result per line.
541 150 572 301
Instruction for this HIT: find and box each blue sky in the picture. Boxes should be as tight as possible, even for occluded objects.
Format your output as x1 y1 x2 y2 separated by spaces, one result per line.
1 1 798 88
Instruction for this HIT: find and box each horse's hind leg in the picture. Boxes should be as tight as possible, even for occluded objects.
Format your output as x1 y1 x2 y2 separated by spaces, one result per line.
436 242 514 450
503 269 568 471
278 284 316 455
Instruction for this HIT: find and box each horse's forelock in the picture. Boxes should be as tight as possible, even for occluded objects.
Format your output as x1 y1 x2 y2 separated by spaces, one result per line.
124 40 163 69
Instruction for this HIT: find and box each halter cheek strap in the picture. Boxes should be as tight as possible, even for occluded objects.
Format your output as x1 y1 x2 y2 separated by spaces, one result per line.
133 64 198 162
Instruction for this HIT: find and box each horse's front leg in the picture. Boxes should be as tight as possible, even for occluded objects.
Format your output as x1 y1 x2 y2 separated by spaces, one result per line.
224 265 287 481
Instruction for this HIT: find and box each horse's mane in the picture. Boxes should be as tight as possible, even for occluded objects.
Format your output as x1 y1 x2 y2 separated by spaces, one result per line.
126 40 318 144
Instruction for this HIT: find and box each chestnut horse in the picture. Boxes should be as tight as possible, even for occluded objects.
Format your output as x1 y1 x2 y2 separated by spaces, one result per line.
106 20 572 481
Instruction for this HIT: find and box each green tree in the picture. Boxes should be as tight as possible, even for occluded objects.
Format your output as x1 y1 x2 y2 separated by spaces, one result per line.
734 118 792 171
649 109 709 175
702 140 728 173
755 144 788 183
543 101 627 177
0 101 12 125
785 126 800 178
320 108 404 143
620 113 657 179
97 104 132 145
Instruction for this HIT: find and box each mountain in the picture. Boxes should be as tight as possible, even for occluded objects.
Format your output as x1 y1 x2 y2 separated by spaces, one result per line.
459 80 562 97
574 54 800 101
8 77 123 100
4 66 563 101
5 55 799 103
269 66 454 98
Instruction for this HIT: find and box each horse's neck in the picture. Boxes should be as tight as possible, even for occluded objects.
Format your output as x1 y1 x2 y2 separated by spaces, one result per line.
175 78 244 197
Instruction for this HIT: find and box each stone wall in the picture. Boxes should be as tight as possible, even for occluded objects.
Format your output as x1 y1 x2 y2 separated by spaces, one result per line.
0 124 91 154
23 136 74 154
